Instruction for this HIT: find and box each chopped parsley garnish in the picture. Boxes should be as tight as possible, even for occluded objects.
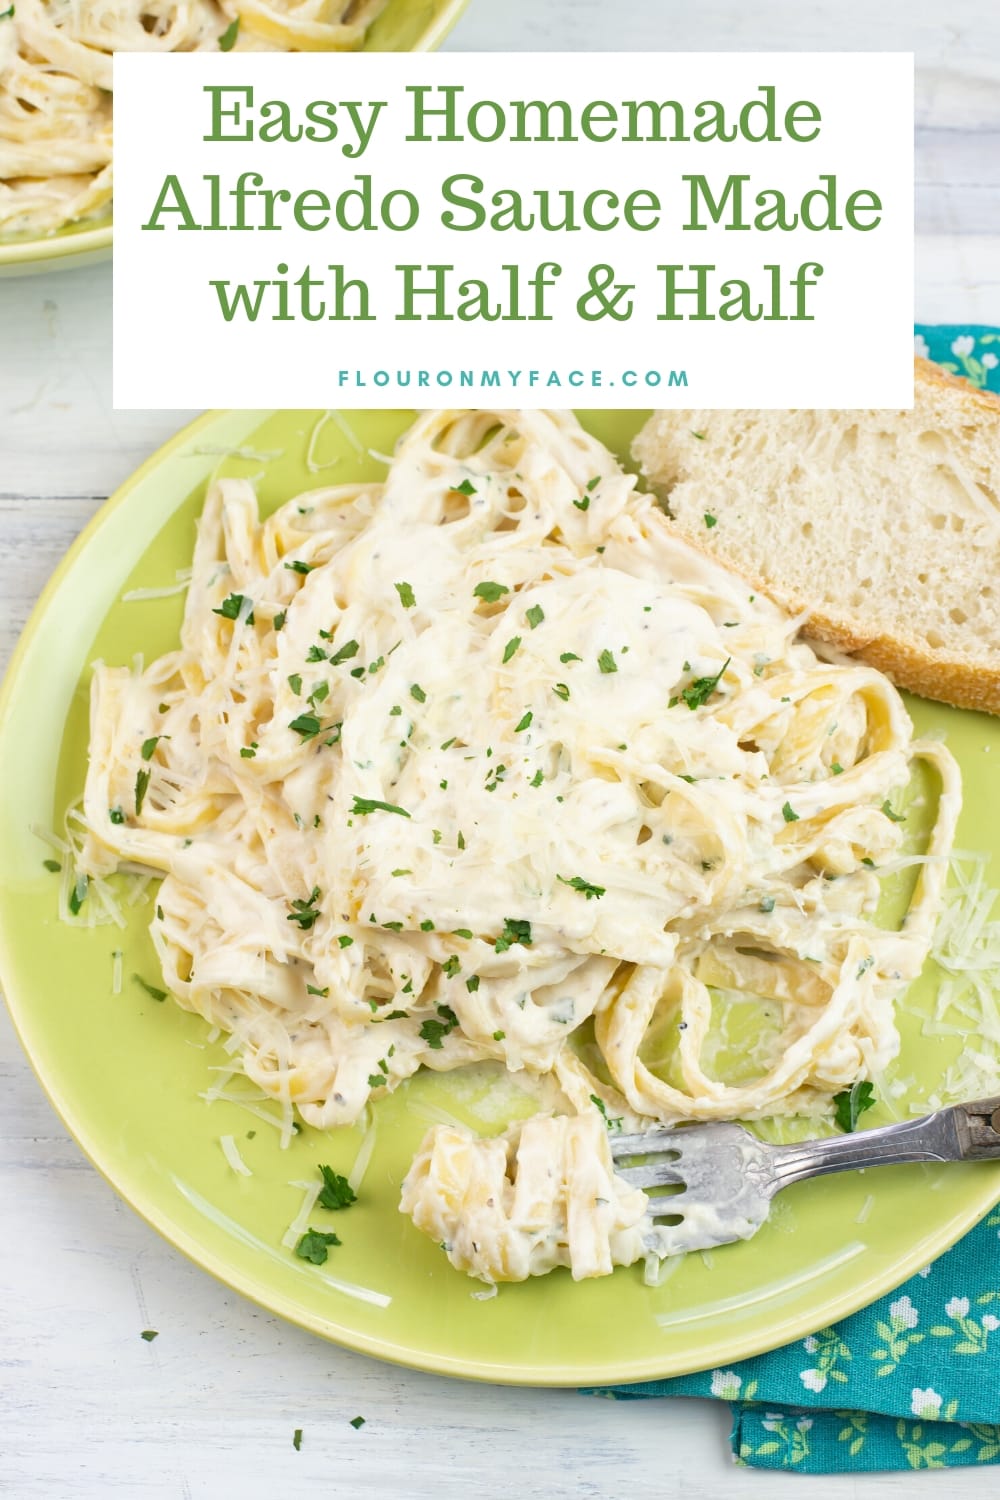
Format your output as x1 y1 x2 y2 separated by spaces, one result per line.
457 830 466 849
452 928 473 939
284 560 314 575
586 476 600 491
134 768 150 815
141 736 162 761
218 14 239 48
484 763 507 792
337 934 354 948
681 658 730 710
42 858 61 873
442 955 461 978
781 801 800 823
317 1164 357 1211
295 1228 341 1264
691 431 706 441
597 649 617 675
494 917 532 953
559 651 581 664
293 1429 303 1451
466 976 480 993
274 611 286 631
831 762 844 775
882 801 906 823
590 1094 623 1130
109 806 126 824
526 605 544 629
240 743 258 759
410 683 426 704
0 5 15 16
529 769 544 787
309 681 329 705
350 1416 366 1430
419 1004 459 1050
288 673 303 695
394 581 416 608
861 857 876 869
833 1080 876 1133
306 985 329 999
289 713 321 739
704 513 717 528
351 796 410 818
132 973 167 1002
287 887 321 930
452 478 477 496
330 639 360 666
307 645 328 663
420 919 435 931
140 1330 158 1342
557 874 605 900
212 592 253 624
515 710 533 732
473 581 508 603
552 682 570 702
572 495 590 511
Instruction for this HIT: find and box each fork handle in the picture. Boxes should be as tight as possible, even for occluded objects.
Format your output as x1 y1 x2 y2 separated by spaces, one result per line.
770 1096 1000 1187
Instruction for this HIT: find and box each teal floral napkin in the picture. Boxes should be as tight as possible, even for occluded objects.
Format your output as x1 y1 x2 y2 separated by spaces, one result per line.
915 324 1000 389
586 328 1000 1473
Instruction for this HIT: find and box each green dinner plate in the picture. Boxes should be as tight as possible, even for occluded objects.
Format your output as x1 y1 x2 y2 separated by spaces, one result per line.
2 408 1000 1386
0 0 469 278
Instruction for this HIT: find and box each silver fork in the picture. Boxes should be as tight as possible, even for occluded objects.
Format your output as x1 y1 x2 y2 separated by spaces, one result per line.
611 1096 1000 1256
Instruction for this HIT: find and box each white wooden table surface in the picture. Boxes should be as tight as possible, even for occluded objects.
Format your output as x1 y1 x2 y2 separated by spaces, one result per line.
2 3 999 1495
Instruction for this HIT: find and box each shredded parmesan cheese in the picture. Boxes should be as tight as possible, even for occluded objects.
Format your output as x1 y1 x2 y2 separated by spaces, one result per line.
282 1180 323 1250
220 1134 252 1176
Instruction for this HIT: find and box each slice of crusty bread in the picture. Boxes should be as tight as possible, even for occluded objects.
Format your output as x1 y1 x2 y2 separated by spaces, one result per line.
633 357 1000 714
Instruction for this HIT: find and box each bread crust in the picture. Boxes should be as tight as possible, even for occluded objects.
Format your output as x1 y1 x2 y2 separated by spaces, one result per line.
638 357 1000 716
913 353 1000 420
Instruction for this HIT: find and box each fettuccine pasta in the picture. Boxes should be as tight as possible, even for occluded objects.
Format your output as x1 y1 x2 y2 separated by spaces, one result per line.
0 0 386 238
79 408 961 1283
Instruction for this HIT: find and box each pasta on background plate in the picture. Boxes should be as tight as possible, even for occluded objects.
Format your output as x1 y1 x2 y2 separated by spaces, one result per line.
78 408 959 1282
0 0 387 238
